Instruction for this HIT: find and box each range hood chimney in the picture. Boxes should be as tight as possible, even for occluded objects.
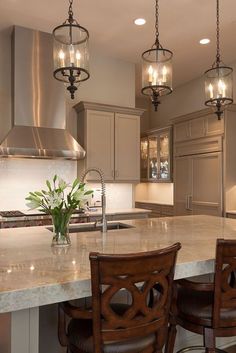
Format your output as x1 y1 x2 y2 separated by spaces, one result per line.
0 26 86 160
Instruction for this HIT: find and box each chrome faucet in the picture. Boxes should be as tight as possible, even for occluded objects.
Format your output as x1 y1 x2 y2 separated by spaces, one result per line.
80 168 107 233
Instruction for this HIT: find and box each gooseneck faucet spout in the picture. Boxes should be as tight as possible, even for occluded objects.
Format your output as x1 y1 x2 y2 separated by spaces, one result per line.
80 168 107 233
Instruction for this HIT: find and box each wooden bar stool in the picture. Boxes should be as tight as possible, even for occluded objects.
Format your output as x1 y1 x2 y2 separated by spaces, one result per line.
165 239 236 353
58 243 181 353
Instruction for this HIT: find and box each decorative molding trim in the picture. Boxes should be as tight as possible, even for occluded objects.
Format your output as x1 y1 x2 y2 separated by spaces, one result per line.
74 101 145 116
141 125 172 137
171 104 236 124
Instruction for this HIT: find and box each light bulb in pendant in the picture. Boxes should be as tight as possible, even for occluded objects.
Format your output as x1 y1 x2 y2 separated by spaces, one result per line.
69 44 75 66
162 66 167 83
208 83 213 99
58 49 65 67
153 70 157 85
148 65 153 84
76 50 81 67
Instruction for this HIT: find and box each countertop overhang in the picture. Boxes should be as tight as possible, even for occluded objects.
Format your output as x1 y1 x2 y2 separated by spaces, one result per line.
0 215 236 313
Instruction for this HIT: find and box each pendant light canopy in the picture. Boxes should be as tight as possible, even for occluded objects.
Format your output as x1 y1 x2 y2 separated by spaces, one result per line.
141 0 173 111
204 0 233 120
53 0 90 99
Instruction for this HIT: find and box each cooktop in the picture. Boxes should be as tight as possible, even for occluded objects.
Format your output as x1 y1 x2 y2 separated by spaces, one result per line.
0 210 25 217
0 209 86 218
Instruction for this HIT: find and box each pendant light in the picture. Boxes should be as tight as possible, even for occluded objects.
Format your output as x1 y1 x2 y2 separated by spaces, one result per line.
53 0 90 99
141 0 173 111
204 0 233 120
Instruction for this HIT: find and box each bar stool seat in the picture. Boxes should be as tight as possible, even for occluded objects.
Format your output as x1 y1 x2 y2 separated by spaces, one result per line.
68 318 156 353
177 284 236 327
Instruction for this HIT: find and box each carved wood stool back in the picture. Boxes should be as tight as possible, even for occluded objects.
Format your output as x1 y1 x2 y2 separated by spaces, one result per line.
213 239 236 328
89 243 181 353
165 239 236 353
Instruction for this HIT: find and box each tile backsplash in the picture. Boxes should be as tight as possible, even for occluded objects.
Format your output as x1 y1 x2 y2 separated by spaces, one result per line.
0 159 134 211
87 183 133 209
0 159 77 210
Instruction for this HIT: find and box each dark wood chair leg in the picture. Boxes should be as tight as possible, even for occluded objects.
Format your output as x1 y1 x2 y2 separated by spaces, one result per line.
204 327 216 353
164 322 177 353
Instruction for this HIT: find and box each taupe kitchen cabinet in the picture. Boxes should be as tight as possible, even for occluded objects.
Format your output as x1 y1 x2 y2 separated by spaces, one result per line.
75 102 144 182
175 152 223 216
135 201 174 218
174 113 224 142
141 126 172 182
173 106 236 217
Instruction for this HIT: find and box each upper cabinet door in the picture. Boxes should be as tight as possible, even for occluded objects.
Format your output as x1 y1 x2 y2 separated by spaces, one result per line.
148 135 158 180
189 117 205 139
174 121 190 142
205 114 224 136
86 110 115 181
115 113 140 181
140 137 148 181
174 114 224 144
159 131 172 181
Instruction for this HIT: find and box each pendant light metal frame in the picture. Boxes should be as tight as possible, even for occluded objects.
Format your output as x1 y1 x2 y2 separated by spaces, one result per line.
141 0 173 111
204 0 233 120
53 0 90 99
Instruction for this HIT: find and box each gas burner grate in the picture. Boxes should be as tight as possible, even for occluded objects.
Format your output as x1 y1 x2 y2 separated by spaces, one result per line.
0 211 25 217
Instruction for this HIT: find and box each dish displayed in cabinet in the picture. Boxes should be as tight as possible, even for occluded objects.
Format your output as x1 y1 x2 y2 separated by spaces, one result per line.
140 126 172 182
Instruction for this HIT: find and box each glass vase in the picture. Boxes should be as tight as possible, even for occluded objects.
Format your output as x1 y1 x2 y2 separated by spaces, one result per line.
51 211 72 247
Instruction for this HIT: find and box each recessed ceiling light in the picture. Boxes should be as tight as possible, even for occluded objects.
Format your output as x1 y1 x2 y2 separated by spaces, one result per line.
199 38 210 45
134 18 146 26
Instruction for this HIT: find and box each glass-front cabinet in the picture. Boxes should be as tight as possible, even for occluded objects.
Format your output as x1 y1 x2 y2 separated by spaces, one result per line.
140 126 172 182
140 137 148 180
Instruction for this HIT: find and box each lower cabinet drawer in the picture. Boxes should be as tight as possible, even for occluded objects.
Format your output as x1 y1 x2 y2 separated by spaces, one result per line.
135 202 174 218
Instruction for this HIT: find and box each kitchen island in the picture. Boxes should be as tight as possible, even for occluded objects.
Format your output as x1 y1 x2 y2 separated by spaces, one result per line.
1 215 236 353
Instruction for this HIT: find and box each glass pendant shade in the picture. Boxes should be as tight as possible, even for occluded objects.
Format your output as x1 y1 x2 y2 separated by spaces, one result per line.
142 48 173 111
53 0 90 99
141 0 173 112
204 65 233 111
204 0 233 119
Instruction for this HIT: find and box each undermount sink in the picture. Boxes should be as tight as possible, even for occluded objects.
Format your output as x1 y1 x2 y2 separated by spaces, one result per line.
47 222 134 234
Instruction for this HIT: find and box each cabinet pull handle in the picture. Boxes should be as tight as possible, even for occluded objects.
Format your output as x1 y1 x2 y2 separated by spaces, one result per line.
186 195 189 210
189 195 193 211
115 170 119 178
112 170 115 178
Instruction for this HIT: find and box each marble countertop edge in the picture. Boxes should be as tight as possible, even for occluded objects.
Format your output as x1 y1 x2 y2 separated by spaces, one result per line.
0 258 215 314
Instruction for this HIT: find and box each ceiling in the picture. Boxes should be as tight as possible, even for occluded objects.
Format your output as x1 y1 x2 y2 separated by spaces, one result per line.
1 0 236 90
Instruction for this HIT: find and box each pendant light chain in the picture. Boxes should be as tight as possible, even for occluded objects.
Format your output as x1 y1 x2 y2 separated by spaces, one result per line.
216 0 221 65
68 0 74 22
155 0 160 47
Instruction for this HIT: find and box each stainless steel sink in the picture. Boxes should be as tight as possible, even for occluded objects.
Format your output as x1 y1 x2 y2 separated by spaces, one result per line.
47 222 134 233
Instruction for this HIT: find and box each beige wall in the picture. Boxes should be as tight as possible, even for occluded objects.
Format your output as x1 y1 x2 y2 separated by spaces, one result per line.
0 28 136 210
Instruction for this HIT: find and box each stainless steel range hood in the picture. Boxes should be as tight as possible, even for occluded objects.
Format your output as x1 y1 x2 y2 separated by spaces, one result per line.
0 26 86 160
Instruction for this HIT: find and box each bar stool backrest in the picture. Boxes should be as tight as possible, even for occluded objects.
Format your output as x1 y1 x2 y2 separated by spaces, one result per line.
213 239 236 328
89 242 181 353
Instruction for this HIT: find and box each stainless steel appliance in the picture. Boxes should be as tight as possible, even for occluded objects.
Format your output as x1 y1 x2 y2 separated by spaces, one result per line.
0 26 85 160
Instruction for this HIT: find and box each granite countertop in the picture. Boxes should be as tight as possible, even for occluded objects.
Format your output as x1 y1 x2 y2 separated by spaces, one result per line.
0 207 151 222
0 215 235 313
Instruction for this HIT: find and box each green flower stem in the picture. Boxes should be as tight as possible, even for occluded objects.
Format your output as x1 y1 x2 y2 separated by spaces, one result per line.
51 210 73 246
